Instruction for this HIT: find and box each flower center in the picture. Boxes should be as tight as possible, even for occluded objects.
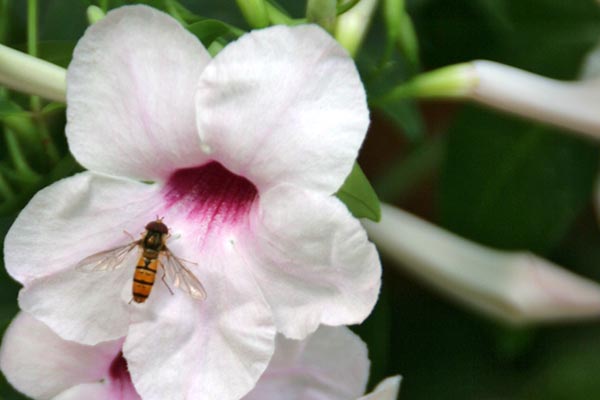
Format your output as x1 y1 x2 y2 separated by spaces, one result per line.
163 162 258 240
108 352 140 399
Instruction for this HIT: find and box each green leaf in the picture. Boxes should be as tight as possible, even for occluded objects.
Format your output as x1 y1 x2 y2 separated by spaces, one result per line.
186 20 243 48
519 332 600 400
377 99 424 142
164 0 204 24
439 106 599 254
360 23 425 142
38 40 76 67
0 99 27 119
352 286 392 388
412 0 600 79
336 162 381 221
41 101 66 115
0 100 64 120
337 0 360 15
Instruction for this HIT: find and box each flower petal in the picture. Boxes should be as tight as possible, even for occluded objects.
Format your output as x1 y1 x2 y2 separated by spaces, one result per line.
4 172 161 285
67 5 211 181
18 257 134 345
0 312 121 400
249 185 381 339
358 377 402 400
244 326 369 400
196 24 369 194
5 172 162 344
470 60 600 140
54 383 119 400
123 238 275 400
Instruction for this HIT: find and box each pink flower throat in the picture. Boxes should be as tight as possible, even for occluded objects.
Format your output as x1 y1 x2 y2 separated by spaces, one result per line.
108 352 141 400
163 162 258 238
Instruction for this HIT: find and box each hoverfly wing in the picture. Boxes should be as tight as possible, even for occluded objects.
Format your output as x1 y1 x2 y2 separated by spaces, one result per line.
75 242 139 272
161 250 207 300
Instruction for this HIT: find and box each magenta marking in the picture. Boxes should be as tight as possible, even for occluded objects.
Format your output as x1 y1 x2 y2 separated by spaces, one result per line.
163 162 258 237
108 352 140 399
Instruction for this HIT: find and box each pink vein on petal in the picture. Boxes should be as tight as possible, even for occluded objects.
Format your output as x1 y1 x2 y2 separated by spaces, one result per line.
162 161 258 244
108 352 141 400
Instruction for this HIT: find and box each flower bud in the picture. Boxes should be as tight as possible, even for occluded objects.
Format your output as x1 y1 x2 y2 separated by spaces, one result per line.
307 0 337 33
87 5 105 25
335 0 378 57
364 204 600 325
236 0 270 28
0 44 66 101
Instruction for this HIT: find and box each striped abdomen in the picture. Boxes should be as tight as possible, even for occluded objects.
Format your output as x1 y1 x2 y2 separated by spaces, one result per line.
132 256 158 303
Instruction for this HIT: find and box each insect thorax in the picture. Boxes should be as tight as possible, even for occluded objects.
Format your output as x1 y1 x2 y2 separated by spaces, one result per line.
143 230 166 252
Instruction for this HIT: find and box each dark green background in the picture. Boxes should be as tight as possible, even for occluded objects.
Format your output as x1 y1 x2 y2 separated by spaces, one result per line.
3 0 600 399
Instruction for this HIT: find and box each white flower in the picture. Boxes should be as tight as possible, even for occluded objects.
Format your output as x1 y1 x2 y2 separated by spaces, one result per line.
364 204 600 325
3 5 381 400
386 60 600 139
0 312 138 400
245 325 401 400
0 313 400 400
0 43 66 102
468 60 600 140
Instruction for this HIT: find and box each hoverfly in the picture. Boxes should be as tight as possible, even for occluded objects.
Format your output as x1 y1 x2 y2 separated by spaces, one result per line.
75 218 207 303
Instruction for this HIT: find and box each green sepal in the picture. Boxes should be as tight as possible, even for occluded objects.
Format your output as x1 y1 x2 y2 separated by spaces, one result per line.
336 162 381 222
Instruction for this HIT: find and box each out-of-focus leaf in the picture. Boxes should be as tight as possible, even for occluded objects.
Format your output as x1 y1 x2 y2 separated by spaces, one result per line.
374 136 444 202
187 19 240 47
41 102 66 115
412 0 600 79
38 40 76 67
360 12 425 141
519 330 600 400
490 324 536 361
165 0 204 24
0 99 27 118
352 285 392 388
0 214 20 314
337 162 381 221
502 0 600 79
12 40 74 69
440 106 599 254
39 0 88 41
377 98 424 142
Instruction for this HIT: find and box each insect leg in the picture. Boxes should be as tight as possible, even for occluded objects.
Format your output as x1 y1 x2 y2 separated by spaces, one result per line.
173 256 197 265
123 230 136 241
161 271 174 296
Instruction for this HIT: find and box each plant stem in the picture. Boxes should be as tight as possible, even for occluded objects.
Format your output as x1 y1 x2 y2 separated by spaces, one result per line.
27 0 41 111
337 0 361 15
26 0 60 165
4 128 40 183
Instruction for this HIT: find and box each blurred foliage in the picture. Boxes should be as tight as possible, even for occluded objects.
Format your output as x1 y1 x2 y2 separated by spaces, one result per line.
338 162 382 221
440 107 599 254
2 0 600 399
